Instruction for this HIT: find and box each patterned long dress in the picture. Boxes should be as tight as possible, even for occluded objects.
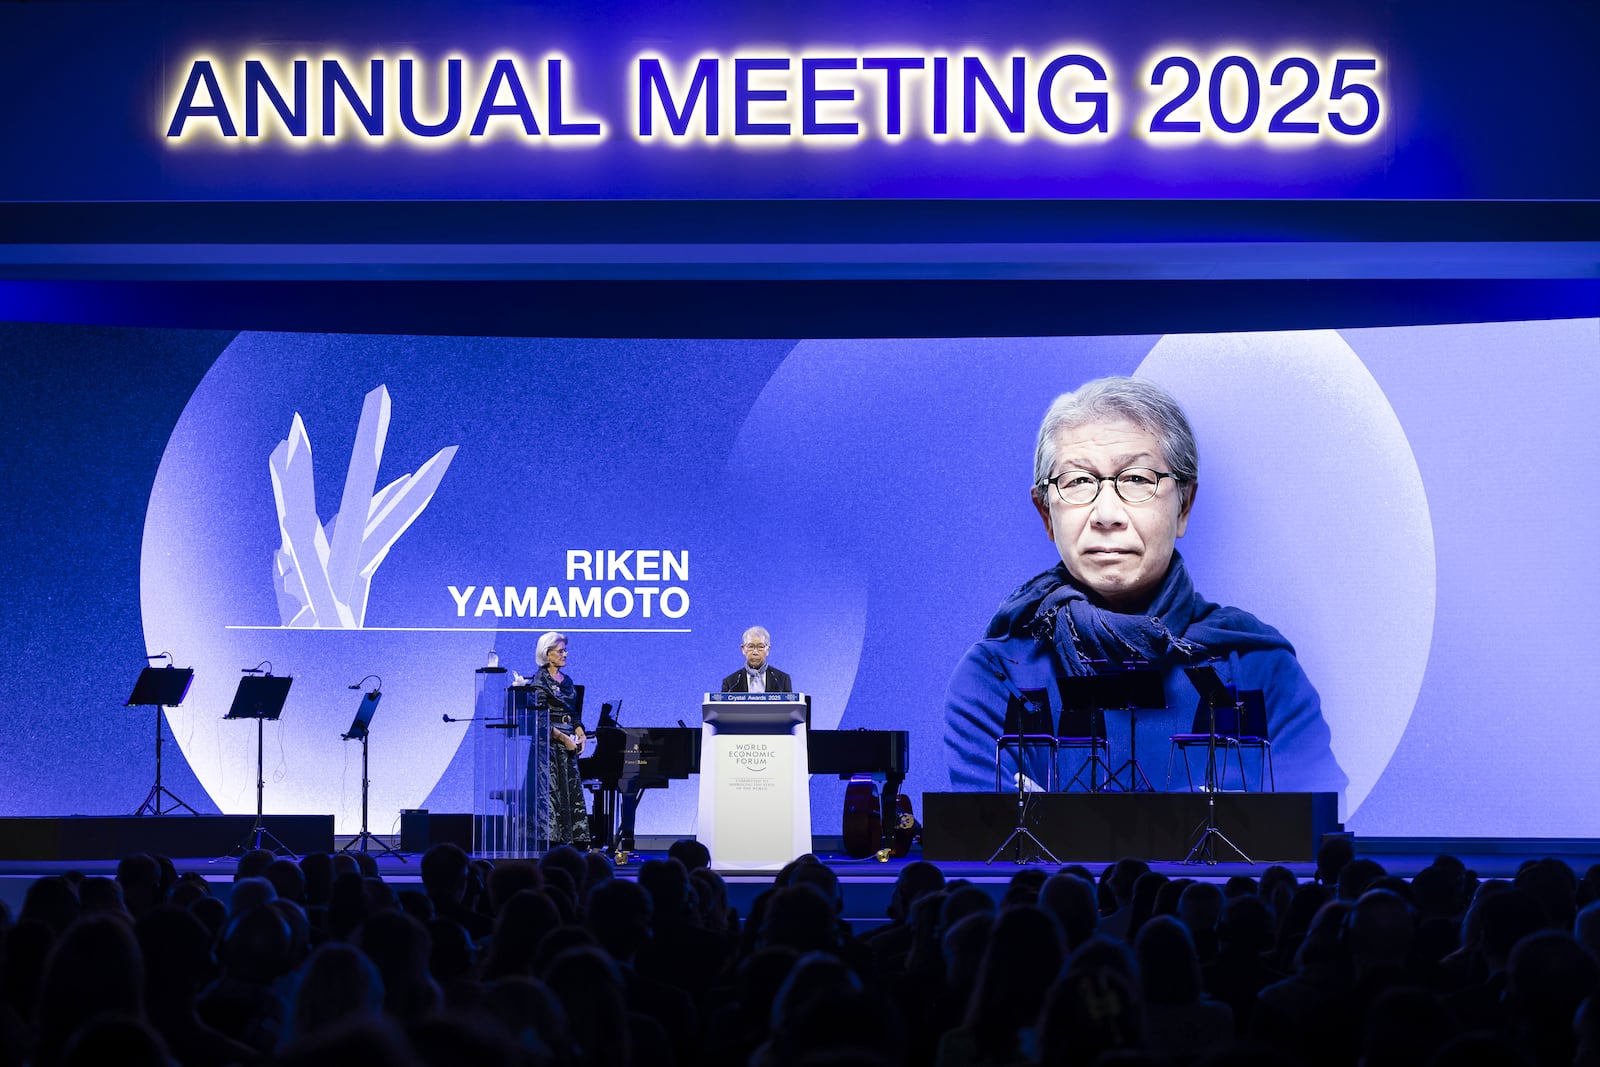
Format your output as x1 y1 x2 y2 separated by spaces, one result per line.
529 668 591 848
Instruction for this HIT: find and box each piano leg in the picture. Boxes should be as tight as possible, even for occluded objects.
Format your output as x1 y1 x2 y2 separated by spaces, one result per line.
617 781 643 858
590 786 619 851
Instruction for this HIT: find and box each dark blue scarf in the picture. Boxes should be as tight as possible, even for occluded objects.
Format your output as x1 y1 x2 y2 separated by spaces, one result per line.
985 553 1293 676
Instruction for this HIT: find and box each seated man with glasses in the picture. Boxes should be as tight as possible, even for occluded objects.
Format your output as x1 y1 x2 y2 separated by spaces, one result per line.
721 626 794 694
943 376 1345 797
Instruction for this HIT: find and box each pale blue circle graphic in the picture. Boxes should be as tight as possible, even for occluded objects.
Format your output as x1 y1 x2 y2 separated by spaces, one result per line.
723 334 1431 820
1137 331 1435 819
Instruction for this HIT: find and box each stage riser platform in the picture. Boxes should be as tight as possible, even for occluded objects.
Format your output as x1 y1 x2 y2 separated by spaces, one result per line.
922 792 1340 863
0 816 335 860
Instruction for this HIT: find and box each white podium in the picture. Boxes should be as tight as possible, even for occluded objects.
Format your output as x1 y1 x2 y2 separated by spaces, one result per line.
699 693 811 871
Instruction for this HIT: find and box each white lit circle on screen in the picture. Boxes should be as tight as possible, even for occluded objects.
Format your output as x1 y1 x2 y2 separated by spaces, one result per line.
1137 330 1435 819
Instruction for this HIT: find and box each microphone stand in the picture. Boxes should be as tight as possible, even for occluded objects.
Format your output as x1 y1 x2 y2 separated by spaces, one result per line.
244 716 295 856
987 755 1059 866
1183 673 1251 865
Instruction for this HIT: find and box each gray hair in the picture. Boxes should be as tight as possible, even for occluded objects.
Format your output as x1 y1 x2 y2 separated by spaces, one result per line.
535 631 567 666
742 626 770 646
1033 376 1199 488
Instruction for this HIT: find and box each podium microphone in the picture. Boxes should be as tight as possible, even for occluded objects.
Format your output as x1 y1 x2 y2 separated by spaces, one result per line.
146 652 172 662
241 667 264 674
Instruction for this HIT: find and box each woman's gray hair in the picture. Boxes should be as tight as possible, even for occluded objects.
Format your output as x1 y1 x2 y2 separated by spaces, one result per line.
535 631 567 666
1032 376 1199 488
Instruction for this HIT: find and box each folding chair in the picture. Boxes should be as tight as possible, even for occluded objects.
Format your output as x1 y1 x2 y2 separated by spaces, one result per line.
995 688 1058 792
1230 689 1275 791
1166 687 1274 791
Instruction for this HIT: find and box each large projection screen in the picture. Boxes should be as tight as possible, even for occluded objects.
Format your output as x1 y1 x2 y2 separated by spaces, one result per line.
2 320 1596 839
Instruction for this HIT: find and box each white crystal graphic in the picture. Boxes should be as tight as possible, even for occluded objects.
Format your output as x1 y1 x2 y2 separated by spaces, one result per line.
270 385 457 628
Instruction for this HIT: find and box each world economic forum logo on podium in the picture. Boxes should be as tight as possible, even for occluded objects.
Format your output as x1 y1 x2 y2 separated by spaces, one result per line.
732 742 772 773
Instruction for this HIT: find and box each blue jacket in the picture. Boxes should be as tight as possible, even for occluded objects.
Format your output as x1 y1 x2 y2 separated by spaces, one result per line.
944 557 1346 797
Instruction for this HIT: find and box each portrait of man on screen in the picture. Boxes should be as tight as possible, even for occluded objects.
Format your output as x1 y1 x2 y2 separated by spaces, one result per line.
943 375 1346 796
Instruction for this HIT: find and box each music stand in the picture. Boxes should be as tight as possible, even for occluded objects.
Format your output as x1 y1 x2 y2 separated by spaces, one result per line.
224 674 295 857
126 665 197 816
339 686 402 860
1180 664 1253 864
987 688 1060 866
1068 667 1167 792
1054 683 1115 793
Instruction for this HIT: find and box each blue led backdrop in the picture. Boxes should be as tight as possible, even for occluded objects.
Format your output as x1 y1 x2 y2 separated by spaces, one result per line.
3 320 1596 839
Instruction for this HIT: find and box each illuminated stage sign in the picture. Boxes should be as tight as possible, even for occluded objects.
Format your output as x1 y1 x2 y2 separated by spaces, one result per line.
7 0 1597 201
6 0 1593 203
163 50 1383 148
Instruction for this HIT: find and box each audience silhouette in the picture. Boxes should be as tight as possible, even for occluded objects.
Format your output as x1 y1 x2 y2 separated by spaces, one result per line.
0 844 1597 1067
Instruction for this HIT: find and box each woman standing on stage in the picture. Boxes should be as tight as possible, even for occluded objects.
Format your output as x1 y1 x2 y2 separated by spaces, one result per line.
531 631 591 849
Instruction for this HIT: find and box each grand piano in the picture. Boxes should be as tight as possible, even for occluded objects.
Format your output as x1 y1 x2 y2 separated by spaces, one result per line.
579 725 910 849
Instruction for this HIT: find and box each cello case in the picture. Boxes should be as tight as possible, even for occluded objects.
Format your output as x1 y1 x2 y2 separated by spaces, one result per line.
842 776 882 858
